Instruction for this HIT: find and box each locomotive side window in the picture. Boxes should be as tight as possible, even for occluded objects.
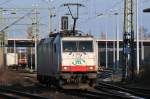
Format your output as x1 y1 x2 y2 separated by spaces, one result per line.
79 41 93 52
63 41 77 52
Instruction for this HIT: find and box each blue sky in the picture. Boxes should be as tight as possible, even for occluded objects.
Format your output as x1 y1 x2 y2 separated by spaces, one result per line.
0 0 150 40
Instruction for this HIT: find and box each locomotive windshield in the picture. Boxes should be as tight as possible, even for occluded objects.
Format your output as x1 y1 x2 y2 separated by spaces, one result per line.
63 41 77 52
63 41 93 52
79 41 93 52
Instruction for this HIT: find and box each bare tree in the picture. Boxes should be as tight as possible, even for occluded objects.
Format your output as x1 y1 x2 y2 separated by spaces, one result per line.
27 27 33 39
139 26 148 40
100 32 106 40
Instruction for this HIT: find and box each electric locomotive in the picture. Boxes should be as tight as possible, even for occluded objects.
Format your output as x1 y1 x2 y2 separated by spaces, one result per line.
37 31 98 89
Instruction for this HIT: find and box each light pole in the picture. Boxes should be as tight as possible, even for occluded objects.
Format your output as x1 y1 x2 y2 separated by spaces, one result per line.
112 12 120 71
105 20 108 69
98 12 119 69
13 33 16 66
113 12 119 71
113 16 116 71
116 12 119 70
97 13 108 69
136 0 140 75
30 46 33 70
48 0 53 34
112 13 119 70
32 4 39 71
34 6 38 71
41 0 55 34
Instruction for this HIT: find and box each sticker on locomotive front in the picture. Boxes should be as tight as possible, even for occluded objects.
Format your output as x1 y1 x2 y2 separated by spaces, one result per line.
72 58 86 65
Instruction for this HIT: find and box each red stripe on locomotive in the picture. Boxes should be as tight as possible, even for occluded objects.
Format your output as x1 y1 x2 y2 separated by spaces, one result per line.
61 65 96 72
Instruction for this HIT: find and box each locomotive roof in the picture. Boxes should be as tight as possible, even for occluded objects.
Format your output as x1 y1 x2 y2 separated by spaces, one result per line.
49 30 93 38
38 37 54 45
38 30 94 45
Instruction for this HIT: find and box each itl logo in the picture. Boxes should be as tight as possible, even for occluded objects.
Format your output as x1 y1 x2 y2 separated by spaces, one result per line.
72 58 86 65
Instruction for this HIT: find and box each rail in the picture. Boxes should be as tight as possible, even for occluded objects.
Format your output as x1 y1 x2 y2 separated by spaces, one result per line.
97 82 150 98
0 87 48 99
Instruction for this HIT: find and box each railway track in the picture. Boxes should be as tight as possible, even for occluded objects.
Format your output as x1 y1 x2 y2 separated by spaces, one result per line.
0 69 149 99
0 82 147 99
0 86 49 99
122 86 150 97
59 88 133 99
97 82 149 99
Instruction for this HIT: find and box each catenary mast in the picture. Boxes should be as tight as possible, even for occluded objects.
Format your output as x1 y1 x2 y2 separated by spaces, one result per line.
122 0 135 81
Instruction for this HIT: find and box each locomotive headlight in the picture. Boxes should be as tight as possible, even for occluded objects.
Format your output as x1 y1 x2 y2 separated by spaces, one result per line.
63 66 68 70
62 66 70 71
89 66 94 70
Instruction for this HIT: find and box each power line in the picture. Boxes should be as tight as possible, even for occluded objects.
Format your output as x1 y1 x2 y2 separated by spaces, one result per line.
0 10 33 32
143 0 150 3
0 0 14 6
79 0 124 24
102 0 123 14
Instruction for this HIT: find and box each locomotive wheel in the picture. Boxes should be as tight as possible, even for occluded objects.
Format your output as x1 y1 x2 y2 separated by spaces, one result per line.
46 83 51 88
56 80 64 89
89 79 96 87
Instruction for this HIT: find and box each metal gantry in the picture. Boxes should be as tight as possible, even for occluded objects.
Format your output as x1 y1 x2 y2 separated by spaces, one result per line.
122 0 135 81
31 5 40 71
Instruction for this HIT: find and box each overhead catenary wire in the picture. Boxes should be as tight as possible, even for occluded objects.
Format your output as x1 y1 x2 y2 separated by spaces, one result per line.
79 0 124 24
0 0 14 6
0 10 33 32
